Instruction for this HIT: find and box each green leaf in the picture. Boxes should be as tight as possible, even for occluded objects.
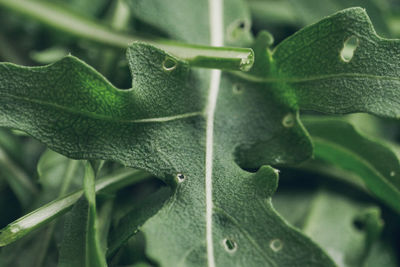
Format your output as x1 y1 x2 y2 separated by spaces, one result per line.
241 7 400 118
58 162 107 267
0 0 335 265
107 187 171 257
0 169 150 247
304 117 400 213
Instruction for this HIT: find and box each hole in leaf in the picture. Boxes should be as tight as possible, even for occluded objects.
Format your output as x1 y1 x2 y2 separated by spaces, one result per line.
353 218 366 231
163 57 177 71
176 173 186 183
227 19 250 41
238 21 246 29
269 239 283 252
341 36 359 62
282 113 295 128
223 238 237 253
232 83 244 94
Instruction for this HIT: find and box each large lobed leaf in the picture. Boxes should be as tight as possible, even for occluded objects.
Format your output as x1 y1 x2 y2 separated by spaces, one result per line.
1 1 400 266
242 7 400 118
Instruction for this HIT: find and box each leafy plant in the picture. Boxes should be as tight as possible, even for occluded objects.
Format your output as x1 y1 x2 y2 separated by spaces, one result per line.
0 0 399 266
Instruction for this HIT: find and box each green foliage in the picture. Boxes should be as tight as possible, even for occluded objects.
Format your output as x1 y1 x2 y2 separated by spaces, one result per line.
0 0 399 266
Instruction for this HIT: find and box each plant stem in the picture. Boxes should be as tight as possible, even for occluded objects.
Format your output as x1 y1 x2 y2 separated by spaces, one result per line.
0 0 254 71
32 160 81 267
0 168 151 247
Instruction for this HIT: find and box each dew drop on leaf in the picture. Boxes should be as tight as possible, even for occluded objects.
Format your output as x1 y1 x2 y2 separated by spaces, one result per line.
390 171 395 177
269 239 283 252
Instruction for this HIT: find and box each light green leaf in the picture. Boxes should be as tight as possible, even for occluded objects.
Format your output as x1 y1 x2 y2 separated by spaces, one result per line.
301 189 383 267
58 162 107 267
272 175 384 267
304 117 400 213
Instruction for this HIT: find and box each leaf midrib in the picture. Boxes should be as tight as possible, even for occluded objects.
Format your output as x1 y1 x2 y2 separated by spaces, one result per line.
234 72 400 84
204 0 223 266
0 92 203 123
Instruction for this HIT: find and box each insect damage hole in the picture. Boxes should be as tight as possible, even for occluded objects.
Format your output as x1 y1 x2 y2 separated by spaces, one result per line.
353 218 366 231
340 36 359 63
163 57 177 71
176 173 186 183
269 239 283 252
282 113 295 128
227 19 250 41
232 83 244 94
222 238 237 253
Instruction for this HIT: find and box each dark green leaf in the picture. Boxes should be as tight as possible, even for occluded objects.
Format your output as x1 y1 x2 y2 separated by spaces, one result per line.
107 187 171 257
0 9 331 267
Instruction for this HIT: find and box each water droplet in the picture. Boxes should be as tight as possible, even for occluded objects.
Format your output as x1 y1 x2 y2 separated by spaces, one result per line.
163 57 177 71
223 238 237 253
390 171 396 177
273 168 280 175
269 239 283 252
232 83 244 94
239 51 254 71
341 36 359 63
9 225 22 234
282 113 295 128
176 173 186 183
